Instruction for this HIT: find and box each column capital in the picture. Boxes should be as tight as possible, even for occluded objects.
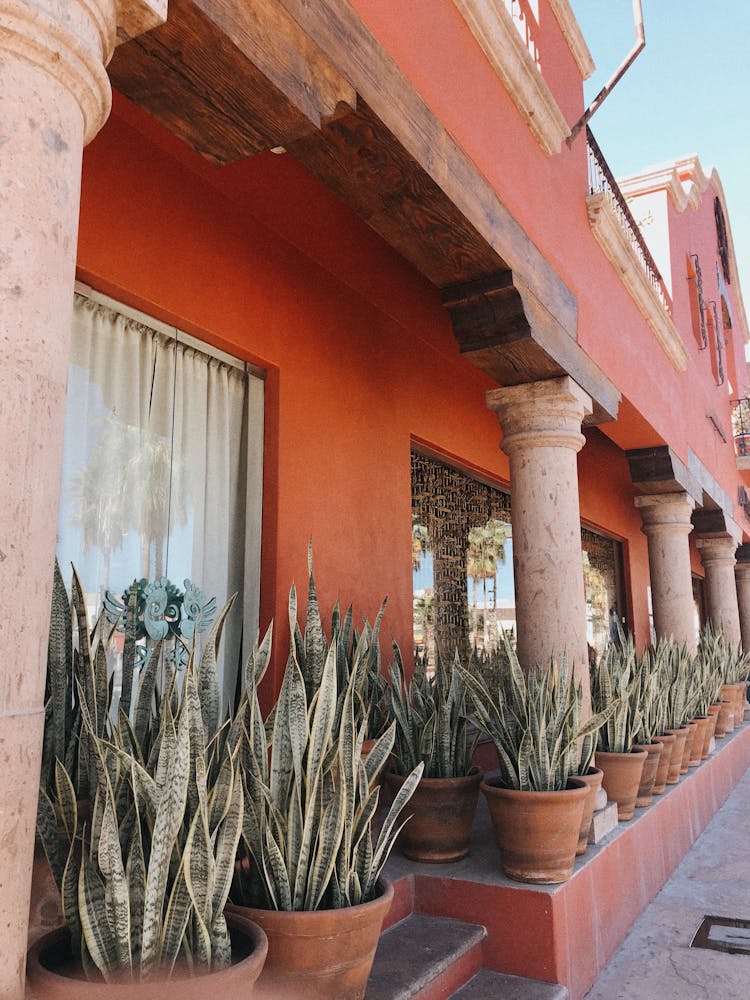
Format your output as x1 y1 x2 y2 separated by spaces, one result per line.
634 491 695 534
696 532 738 567
735 560 750 581
486 376 592 456
0 0 165 143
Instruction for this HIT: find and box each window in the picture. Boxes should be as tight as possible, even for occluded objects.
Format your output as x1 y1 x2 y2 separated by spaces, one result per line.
714 197 730 284
56 288 264 709
411 451 627 664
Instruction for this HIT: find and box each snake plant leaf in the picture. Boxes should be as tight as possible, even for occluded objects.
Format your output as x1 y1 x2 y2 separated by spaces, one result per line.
48 558 72 767
184 807 214 968
306 776 346 910
363 723 396 788
245 620 274 691
262 824 292 910
54 759 78 849
304 543 327 697
125 771 146 959
291 762 325 910
71 567 96 728
61 831 82 959
270 653 302 807
79 852 118 981
197 593 237 738
140 695 191 973
160 857 193 973
37 788 67 891
211 763 243 921
305 643 338 796
133 639 162 749
98 789 132 972
120 582 138 720
367 760 424 895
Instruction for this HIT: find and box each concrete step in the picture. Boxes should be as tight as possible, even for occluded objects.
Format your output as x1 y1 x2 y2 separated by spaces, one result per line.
451 969 569 999
366 913 486 1000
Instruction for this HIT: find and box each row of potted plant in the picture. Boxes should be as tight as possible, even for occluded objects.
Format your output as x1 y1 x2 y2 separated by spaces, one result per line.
32 555 422 1000
33 554 750 994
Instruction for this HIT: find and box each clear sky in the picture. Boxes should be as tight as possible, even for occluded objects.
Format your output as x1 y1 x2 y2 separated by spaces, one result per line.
571 1 750 306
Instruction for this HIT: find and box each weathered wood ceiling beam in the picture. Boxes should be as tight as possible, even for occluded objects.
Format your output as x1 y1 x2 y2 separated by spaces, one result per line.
109 0 619 423
108 0 356 165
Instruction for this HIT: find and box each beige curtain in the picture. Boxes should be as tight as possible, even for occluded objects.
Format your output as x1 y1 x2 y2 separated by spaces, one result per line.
57 292 264 712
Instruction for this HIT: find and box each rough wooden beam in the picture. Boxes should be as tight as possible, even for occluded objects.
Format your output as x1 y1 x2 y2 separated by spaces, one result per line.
108 0 355 165
275 0 618 423
627 446 703 503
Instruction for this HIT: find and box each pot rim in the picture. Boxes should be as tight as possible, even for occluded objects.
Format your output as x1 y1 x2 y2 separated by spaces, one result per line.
228 876 394 920
480 776 588 797
386 768 483 787
27 911 268 989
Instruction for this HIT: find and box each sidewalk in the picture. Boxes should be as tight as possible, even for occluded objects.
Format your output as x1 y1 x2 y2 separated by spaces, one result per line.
585 764 750 998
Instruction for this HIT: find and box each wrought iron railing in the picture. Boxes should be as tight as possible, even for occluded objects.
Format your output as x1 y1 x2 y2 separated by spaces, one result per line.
731 398 750 456
586 126 673 315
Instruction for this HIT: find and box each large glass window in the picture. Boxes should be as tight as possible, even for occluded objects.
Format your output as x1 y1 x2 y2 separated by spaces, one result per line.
411 451 626 663
56 288 265 708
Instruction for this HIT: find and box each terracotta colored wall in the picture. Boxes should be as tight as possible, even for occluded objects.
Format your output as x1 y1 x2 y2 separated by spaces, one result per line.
344 0 748 518
76 93 662 694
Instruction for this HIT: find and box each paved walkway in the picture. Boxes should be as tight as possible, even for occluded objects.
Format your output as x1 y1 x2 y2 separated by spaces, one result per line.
585 765 750 998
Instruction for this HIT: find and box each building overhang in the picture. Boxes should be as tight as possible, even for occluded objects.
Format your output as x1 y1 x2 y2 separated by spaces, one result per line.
108 0 618 424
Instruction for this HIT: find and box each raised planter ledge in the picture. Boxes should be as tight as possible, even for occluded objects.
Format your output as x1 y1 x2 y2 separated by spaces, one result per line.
385 723 750 1000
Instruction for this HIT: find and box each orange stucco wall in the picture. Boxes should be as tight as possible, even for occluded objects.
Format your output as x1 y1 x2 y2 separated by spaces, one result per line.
76 91 660 693
345 0 749 526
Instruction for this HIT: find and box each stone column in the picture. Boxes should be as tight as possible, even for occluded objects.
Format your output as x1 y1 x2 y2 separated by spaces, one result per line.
0 3 164 996
696 534 742 645
486 376 592 701
735 547 750 652
634 493 696 651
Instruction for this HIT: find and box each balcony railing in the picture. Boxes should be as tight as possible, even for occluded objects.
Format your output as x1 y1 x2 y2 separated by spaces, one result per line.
586 126 673 316
732 398 750 457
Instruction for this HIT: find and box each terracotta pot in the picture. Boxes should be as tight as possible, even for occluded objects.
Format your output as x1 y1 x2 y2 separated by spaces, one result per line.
681 721 699 772
228 880 393 1000
719 684 737 733
652 733 675 794
701 710 718 758
480 777 587 884
384 769 482 862
663 728 688 783
729 682 748 727
708 701 729 740
574 767 603 856
26 912 267 999
594 749 647 821
690 717 710 765
633 743 662 808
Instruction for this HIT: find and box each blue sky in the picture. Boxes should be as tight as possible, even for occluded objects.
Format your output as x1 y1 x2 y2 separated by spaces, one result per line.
571 1 750 305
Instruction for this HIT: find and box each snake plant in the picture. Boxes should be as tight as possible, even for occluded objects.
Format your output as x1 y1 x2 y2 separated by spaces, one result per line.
700 624 750 684
36 650 243 981
231 584 423 912
591 640 643 753
289 544 389 739
459 634 609 791
388 646 478 778
656 639 696 729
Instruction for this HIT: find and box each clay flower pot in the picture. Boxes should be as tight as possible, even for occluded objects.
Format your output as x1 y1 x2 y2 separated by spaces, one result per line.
633 743 662 808
384 769 482 863
690 717 710 765
700 711 718 758
480 777 587 884
26 912 268 1000
681 721 699 772
652 733 675 794
719 684 737 734
663 728 688 783
228 879 393 1000
594 749 647 821
574 767 603 856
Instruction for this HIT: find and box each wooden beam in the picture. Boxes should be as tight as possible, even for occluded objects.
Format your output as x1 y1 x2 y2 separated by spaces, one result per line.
108 0 355 165
627 446 703 503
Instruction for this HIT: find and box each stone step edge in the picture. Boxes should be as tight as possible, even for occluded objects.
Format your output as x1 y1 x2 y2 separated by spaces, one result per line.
366 912 487 1000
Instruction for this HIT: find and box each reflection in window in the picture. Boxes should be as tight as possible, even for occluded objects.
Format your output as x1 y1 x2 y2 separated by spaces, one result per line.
412 452 627 664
